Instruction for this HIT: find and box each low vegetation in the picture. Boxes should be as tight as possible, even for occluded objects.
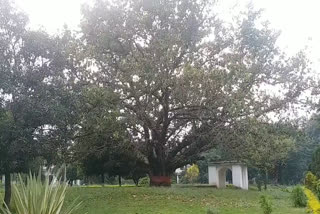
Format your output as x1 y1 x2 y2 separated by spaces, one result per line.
57 186 305 214
291 185 307 207
259 195 273 214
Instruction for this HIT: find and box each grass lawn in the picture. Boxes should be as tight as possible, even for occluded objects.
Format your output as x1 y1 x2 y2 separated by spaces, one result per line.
60 185 305 214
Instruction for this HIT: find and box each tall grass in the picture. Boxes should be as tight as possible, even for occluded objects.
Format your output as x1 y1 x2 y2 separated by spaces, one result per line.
1 171 81 214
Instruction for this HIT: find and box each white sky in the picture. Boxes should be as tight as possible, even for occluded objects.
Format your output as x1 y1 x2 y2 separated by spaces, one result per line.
14 0 320 69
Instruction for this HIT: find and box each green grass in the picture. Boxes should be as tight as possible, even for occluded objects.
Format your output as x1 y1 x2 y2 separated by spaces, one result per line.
60 185 305 214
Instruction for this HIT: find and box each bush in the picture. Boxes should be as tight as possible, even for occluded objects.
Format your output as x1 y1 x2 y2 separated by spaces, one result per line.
304 188 320 213
259 195 272 214
315 180 320 200
138 176 150 187
305 171 317 190
185 164 200 183
291 185 307 207
256 178 263 191
0 170 81 214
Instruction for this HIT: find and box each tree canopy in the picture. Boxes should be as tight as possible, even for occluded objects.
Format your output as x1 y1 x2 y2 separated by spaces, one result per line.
0 0 82 203
79 0 311 180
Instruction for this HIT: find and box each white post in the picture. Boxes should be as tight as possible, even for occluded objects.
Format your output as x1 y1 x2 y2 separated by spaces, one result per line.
241 166 249 190
218 168 227 188
232 165 243 189
208 166 218 186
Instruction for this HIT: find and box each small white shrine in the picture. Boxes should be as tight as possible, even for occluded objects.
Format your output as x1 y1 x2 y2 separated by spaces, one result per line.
208 161 248 190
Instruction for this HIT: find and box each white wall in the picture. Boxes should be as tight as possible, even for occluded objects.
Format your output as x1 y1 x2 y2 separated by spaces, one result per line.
241 166 248 190
232 165 243 189
208 166 217 186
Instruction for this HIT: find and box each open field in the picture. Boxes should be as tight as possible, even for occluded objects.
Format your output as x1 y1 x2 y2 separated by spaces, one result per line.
0 185 306 213
59 186 305 214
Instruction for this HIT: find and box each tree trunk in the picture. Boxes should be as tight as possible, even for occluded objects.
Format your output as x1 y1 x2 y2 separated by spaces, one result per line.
277 164 283 184
118 175 122 187
133 177 139 186
101 174 105 184
4 172 11 207
264 170 268 190
149 154 172 186
273 164 281 185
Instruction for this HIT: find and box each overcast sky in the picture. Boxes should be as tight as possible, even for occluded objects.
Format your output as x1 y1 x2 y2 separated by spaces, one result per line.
14 0 320 70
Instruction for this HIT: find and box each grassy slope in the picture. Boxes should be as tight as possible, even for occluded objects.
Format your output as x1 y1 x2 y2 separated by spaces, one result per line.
62 186 305 214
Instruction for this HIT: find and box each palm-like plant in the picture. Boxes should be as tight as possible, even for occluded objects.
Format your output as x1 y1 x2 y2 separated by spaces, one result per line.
1 170 81 214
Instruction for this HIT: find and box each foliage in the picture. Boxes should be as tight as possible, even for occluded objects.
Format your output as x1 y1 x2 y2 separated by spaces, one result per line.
138 177 150 187
235 121 295 171
310 147 320 178
66 164 83 185
126 163 148 186
0 0 83 204
80 0 311 179
259 195 273 214
315 180 320 201
304 188 320 214
305 171 317 191
291 185 307 207
257 179 263 191
278 127 315 185
185 164 200 183
229 120 297 189
74 88 147 184
0 171 81 214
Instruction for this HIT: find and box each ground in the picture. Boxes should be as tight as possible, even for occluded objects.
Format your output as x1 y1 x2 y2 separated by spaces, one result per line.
60 185 304 214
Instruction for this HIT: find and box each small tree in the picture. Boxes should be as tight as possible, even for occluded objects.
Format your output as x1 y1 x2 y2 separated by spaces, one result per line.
186 164 200 184
260 195 273 214
230 120 295 190
310 147 320 177
291 185 307 207
305 171 317 190
127 162 148 186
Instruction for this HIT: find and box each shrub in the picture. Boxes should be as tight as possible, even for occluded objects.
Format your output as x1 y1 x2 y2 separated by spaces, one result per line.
315 180 320 200
305 171 317 190
304 188 320 213
138 176 150 187
1 171 81 214
185 164 199 183
291 185 307 207
259 195 272 214
256 178 263 191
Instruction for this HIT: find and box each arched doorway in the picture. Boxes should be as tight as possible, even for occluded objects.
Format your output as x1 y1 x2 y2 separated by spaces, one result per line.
217 167 232 188
226 168 233 185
